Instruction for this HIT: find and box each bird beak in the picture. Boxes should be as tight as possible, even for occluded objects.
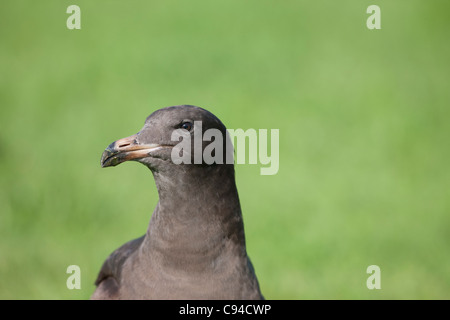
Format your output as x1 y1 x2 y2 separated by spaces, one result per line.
101 134 163 168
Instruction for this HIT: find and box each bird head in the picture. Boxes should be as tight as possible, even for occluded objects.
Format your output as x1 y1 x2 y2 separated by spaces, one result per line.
100 105 232 171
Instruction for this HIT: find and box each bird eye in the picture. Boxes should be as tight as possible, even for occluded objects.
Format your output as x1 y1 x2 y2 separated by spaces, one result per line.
180 122 193 131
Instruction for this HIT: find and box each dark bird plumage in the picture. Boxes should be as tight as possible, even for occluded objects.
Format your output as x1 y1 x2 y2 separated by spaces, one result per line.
91 105 263 300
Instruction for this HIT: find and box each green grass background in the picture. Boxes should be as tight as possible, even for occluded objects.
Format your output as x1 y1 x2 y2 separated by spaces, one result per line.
1 0 449 299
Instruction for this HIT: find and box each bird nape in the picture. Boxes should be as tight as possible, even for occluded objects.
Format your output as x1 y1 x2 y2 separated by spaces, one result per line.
91 105 264 300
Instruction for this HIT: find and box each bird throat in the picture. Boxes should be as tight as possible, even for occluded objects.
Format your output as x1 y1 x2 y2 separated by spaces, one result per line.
141 164 247 270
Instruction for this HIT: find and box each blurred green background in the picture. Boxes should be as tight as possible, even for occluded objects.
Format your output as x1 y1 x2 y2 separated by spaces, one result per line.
1 0 449 299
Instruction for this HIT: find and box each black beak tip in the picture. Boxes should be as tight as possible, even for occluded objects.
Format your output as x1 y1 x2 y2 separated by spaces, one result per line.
100 160 109 168
100 148 117 168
